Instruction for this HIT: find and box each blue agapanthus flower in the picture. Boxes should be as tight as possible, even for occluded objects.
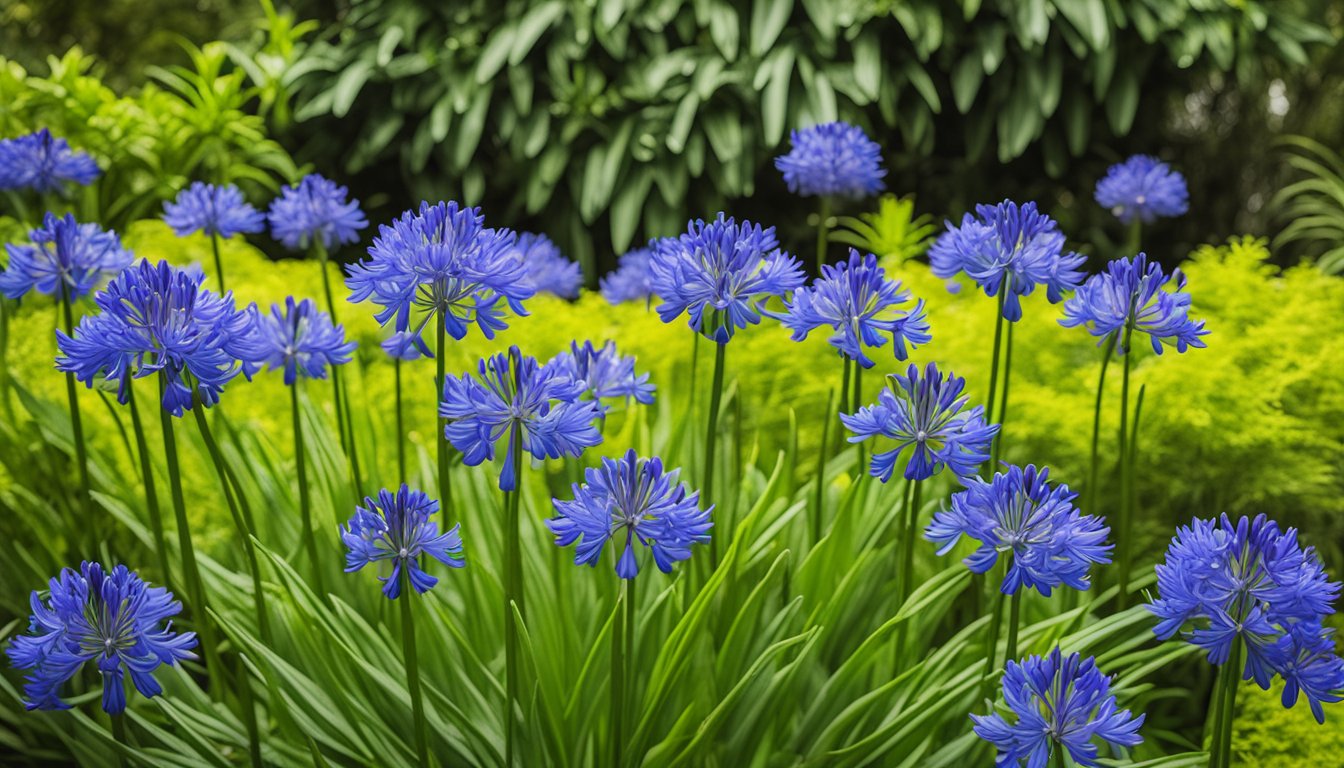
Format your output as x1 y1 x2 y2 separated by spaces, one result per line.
440 347 603 491
56 260 250 416
926 464 1111 596
0 129 101 192
236 296 356 385
381 331 426 362
775 249 930 368
0 213 132 301
267 174 368 251
346 201 532 352
1060 253 1208 355
927 201 1085 322
510 232 582 299
1095 155 1189 224
544 340 655 410
774 122 887 198
5 562 197 713
650 214 805 343
841 362 999 482
341 485 465 599
163 182 266 239
548 450 712 579
1149 514 1344 722
972 648 1144 768
600 246 656 305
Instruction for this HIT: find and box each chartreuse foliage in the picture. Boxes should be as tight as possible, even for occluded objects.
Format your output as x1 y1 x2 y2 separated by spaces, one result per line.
0 219 1340 763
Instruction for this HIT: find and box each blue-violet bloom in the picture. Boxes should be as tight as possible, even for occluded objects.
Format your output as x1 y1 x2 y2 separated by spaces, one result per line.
1095 155 1189 224
163 182 266 239
1 212 132 301
600 246 656 305
268 174 368 251
509 232 582 299
341 485 465 599
548 450 712 579
236 296 356 384
0 129 101 192
1059 253 1208 355
544 340 655 411
774 122 887 198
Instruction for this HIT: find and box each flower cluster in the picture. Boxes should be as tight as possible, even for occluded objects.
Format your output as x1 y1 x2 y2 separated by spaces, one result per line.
651 214 805 342
56 260 250 416
928 201 1085 321
841 362 998 482
440 347 603 490
972 648 1144 768
774 122 886 198
341 485 465 599
544 340 654 410
5 562 197 713
236 296 356 384
510 232 582 299
0 213 132 301
381 331 426 362
268 174 368 251
1095 155 1189 224
346 201 533 353
0 129 101 193
548 450 712 579
600 246 656 305
1149 514 1344 722
163 182 266 239
775 249 930 367
1060 253 1208 355
926 464 1111 596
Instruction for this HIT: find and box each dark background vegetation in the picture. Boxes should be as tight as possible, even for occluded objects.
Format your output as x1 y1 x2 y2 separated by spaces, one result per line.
6 0 1343 277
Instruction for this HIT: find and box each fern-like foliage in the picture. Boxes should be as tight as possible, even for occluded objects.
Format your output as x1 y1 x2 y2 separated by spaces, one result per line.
1271 135 1344 275
831 194 936 263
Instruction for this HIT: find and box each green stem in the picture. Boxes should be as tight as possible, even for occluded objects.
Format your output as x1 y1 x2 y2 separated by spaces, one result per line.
839 357 852 424
1212 640 1243 768
0 297 10 421
313 241 338 323
703 340 727 567
1085 334 1118 517
610 580 628 768
504 375 524 768
292 384 323 595
981 562 1007 698
815 197 832 273
400 571 429 768
395 358 406 479
210 233 226 293
893 479 923 666
1116 322 1135 608
110 712 128 767
128 383 170 589
331 366 363 497
984 292 1006 431
236 653 263 768
1003 588 1023 664
990 318 1014 470
1051 743 1068 768
1124 218 1143 257
192 404 271 645
852 364 864 468
158 378 221 691
436 319 451 512
60 290 94 544
812 388 836 544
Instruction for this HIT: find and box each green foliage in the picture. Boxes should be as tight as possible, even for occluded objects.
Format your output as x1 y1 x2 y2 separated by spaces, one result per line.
284 0 1330 276
832 194 936 263
1271 135 1344 274
0 46 299 230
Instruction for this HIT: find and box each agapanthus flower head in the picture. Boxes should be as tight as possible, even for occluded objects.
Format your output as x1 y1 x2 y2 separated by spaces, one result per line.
381 331 427 361
972 648 1144 768
926 464 1111 596
1148 514 1344 721
1095 155 1189 224
5 562 197 713
927 201 1085 321
841 362 998 482
346 201 532 350
600 246 656 305
774 121 886 198
1060 253 1208 355
0 212 132 301
56 259 250 416
236 296 356 385
0 129 101 193
440 346 603 490
650 214 805 342
163 182 266 239
267 174 368 251
548 449 712 579
544 340 655 411
774 249 930 368
341 485 464 599
509 232 582 299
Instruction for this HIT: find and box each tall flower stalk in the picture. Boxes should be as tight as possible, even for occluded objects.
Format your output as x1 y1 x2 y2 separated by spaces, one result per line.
342 485 465 768
440 346 601 765
162 181 265 293
382 332 425 480
651 214 804 563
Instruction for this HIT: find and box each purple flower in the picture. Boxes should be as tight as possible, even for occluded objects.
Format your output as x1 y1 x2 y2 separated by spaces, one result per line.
163 182 266 239
1095 155 1189 224
0 129 100 193
774 122 886 198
